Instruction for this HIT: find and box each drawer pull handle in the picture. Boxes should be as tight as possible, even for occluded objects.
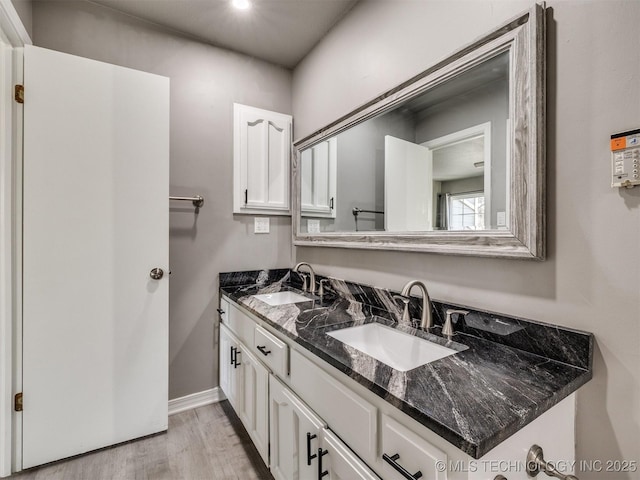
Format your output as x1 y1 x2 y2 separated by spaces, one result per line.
217 308 225 315
230 346 241 368
383 453 423 480
306 432 317 466
317 448 328 479
256 345 272 356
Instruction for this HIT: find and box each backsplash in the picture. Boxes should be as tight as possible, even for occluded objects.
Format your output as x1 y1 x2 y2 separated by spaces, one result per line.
219 268 593 371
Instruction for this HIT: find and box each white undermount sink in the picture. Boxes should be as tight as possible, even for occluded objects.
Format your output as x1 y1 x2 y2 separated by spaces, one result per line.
327 323 457 371
253 291 311 306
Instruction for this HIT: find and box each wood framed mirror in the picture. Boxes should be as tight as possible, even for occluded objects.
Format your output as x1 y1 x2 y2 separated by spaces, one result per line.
292 5 545 259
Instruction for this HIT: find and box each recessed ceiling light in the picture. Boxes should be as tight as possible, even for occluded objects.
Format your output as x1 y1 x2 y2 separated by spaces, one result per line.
232 0 251 10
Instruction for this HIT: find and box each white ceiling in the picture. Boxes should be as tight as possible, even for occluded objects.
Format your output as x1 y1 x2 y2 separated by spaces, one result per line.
86 0 358 68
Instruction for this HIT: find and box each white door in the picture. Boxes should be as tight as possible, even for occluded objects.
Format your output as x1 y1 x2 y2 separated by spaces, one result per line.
384 135 433 231
269 375 325 480
22 45 169 468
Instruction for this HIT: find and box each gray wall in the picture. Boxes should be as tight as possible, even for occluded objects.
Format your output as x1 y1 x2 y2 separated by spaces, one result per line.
292 1 640 477
10 0 32 38
334 110 414 232
415 79 509 228
32 0 293 400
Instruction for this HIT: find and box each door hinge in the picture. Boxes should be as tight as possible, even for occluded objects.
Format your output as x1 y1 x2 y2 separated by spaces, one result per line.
14 85 24 104
14 392 23 411
244 189 248 204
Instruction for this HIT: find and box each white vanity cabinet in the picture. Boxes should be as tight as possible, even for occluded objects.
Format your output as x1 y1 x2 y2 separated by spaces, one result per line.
219 296 577 480
233 103 292 215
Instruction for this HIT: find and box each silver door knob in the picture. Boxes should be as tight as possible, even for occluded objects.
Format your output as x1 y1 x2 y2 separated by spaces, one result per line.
149 268 164 280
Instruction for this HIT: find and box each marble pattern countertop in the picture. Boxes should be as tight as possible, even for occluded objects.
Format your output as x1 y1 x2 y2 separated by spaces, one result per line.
219 269 593 459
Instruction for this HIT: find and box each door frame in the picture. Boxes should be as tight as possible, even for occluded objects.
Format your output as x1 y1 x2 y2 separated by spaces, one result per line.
0 0 30 476
422 122 492 230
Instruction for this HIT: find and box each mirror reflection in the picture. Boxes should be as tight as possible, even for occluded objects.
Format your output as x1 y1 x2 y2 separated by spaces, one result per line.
300 51 509 234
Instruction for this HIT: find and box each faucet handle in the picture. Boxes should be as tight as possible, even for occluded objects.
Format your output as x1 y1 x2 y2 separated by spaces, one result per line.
299 273 308 292
318 279 330 296
443 309 469 337
393 295 411 323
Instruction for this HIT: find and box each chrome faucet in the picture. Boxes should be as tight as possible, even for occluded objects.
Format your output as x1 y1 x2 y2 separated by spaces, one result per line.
400 280 433 330
294 262 316 294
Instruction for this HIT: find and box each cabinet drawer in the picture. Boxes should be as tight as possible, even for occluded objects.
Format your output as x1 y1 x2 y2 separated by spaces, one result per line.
381 414 447 480
290 349 377 464
322 429 380 480
218 296 230 323
253 325 288 378
225 302 255 347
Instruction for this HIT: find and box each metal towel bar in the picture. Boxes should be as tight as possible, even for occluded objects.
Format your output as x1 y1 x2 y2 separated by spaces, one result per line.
170 195 204 208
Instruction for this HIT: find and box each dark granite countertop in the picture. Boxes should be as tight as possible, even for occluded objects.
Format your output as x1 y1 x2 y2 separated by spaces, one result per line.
219 269 593 459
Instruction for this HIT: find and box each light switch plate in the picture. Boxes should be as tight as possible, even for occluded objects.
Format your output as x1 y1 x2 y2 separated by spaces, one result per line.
254 217 270 234
307 219 320 234
497 211 506 227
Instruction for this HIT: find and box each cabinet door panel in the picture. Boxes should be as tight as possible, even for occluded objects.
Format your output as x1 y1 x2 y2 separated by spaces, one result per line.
237 347 269 465
234 103 291 214
219 324 242 409
270 375 325 480
301 138 337 218
290 350 377 464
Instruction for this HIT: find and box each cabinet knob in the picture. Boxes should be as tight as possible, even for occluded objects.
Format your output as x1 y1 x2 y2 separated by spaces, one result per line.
149 268 164 280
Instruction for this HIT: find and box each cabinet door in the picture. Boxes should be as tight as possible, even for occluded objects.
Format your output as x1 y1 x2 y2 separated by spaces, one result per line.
301 137 337 218
234 103 292 215
320 429 380 480
219 324 243 410
270 375 325 480
237 347 270 466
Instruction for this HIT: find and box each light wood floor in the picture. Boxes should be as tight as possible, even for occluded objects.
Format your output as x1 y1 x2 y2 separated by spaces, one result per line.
14 401 273 480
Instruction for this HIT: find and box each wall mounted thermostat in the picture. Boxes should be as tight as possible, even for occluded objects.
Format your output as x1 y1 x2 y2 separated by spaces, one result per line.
611 128 640 188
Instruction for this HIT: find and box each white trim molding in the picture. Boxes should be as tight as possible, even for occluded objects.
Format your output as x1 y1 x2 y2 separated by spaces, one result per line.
0 0 30 476
168 388 225 416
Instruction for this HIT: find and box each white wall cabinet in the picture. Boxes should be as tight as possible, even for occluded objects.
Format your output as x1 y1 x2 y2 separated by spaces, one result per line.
269 375 326 480
301 138 337 218
233 103 292 215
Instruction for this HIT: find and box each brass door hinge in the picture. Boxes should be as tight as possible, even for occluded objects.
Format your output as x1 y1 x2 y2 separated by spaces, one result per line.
14 392 23 411
14 85 24 104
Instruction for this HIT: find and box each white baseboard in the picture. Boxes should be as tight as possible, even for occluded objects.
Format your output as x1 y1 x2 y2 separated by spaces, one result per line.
168 387 225 416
